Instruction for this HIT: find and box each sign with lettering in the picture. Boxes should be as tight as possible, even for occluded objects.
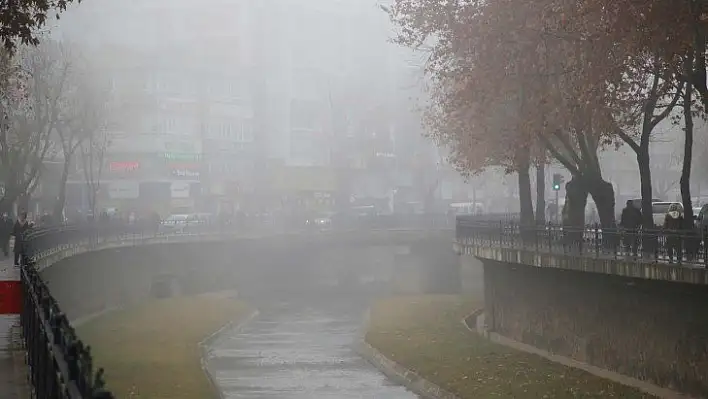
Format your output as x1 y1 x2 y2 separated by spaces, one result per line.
110 161 140 172
108 181 140 199
170 182 190 198
164 153 201 162
171 169 200 179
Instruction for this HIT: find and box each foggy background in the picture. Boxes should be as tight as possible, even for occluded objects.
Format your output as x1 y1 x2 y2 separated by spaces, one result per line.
25 0 706 221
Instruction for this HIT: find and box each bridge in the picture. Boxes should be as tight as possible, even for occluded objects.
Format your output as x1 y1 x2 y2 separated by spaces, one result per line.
8 214 706 398
2 218 456 398
456 216 708 398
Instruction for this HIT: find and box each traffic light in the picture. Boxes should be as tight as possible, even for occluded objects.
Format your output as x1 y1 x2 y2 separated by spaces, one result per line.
552 173 564 191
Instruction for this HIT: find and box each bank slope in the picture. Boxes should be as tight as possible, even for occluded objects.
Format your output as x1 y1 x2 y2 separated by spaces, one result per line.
78 294 250 399
365 295 654 399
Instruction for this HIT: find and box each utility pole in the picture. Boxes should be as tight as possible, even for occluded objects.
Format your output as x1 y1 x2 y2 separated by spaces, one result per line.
552 173 564 223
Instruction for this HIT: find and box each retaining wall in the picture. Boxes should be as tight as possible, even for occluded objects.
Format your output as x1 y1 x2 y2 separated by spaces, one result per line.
481 259 708 397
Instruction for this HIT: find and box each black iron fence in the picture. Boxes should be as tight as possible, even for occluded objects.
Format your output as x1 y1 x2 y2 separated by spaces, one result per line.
17 214 450 398
20 224 142 399
456 217 708 266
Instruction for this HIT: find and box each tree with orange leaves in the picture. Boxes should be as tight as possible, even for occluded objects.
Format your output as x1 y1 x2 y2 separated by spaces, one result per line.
388 0 622 227
389 0 707 229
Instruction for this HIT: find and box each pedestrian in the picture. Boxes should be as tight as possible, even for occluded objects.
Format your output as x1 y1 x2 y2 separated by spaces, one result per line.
0 213 12 257
663 203 684 263
12 211 31 266
40 211 53 227
619 200 642 256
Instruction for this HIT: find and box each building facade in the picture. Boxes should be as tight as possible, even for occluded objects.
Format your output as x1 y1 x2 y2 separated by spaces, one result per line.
55 0 445 217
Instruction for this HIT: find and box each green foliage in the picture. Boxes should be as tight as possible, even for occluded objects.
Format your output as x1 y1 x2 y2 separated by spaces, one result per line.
0 0 80 52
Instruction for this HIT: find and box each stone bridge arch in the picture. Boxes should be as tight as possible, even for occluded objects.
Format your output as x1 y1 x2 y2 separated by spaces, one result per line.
38 230 459 320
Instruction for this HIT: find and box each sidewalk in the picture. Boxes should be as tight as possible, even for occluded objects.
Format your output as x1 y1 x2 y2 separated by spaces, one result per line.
0 256 30 399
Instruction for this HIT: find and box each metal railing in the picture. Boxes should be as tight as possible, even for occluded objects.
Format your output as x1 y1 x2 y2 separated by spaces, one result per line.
17 214 451 398
456 217 708 266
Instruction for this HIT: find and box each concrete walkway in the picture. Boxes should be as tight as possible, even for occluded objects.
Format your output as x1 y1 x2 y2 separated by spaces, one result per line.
0 255 30 399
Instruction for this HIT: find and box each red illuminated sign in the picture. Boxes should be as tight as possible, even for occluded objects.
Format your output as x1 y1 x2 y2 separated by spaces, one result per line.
110 161 140 172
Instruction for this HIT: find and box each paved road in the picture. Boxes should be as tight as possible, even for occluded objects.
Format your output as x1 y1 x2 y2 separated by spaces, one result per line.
205 300 418 399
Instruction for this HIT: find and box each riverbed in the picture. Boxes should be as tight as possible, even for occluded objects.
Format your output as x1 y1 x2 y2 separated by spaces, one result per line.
205 299 418 399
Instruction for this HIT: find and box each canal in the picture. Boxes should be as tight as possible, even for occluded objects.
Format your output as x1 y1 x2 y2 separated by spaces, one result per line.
205 298 418 399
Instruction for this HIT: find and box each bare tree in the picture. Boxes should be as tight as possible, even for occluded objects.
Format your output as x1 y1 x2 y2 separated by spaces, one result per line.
80 128 110 218
0 43 67 215
52 45 112 219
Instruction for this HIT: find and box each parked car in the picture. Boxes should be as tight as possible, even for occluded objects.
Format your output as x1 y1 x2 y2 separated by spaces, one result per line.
626 198 662 211
305 212 333 230
160 214 203 233
696 204 708 232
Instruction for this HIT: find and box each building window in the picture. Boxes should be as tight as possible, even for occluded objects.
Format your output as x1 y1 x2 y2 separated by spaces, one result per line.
290 99 320 130
243 119 254 142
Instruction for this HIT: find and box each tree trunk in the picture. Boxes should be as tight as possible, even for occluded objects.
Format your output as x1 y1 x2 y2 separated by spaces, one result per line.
681 75 695 223
535 163 546 224
17 193 30 215
88 187 97 217
637 150 654 227
0 183 19 216
53 158 72 221
518 164 534 226
424 179 439 213
587 178 616 228
563 178 588 228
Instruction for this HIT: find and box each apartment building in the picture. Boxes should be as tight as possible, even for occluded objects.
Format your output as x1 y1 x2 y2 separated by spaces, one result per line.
54 0 442 215
57 0 256 216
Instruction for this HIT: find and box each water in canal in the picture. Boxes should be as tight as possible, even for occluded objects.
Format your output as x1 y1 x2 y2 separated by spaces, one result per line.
205 299 418 399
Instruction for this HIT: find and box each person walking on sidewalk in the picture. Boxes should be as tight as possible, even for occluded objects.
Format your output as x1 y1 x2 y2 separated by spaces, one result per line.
12 211 31 266
0 213 12 257
663 203 685 263
619 200 642 256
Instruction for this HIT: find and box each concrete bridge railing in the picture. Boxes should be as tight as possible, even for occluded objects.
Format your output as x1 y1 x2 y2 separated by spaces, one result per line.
19 218 451 399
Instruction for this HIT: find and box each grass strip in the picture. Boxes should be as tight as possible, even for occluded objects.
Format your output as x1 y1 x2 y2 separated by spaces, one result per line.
78 294 250 399
365 295 654 398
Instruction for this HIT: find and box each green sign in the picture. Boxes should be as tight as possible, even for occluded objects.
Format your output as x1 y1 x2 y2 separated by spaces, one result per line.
163 152 201 161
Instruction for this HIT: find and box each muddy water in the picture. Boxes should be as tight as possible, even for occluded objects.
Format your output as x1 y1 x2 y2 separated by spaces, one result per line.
205 299 418 399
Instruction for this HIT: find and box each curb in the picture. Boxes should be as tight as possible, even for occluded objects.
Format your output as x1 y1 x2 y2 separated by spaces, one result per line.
71 306 122 327
199 309 259 399
461 310 693 399
356 309 460 399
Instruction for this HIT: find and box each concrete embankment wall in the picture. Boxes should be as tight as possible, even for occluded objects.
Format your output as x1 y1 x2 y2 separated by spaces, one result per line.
41 234 461 321
481 258 708 397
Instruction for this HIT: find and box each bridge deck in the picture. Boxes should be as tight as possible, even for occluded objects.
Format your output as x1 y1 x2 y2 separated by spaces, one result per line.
0 258 29 399
457 237 708 285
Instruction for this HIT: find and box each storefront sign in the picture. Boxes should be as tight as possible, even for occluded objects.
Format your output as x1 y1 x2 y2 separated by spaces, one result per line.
164 152 201 161
170 182 190 198
171 169 200 178
110 161 140 173
108 181 140 199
